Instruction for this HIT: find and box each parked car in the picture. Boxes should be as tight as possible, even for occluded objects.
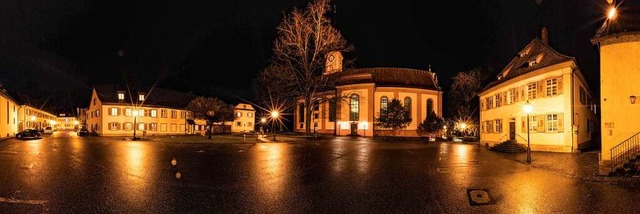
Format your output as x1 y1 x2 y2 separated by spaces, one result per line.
16 129 42 139
43 127 54 134
77 127 89 136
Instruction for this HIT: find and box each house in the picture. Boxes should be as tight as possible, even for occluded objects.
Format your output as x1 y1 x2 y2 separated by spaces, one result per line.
479 27 598 153
86 85 196 136
591 2 640 170
231 103 256 133
55 113 79 130
0 85 19 138
294 51 443 137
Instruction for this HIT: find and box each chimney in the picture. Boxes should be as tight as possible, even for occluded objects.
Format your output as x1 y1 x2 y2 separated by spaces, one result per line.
540 26 549 45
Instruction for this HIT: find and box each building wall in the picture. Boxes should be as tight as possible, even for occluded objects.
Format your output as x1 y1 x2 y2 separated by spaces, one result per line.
55 117 79 130
86 90 103 135
231 109 256 133
0 95 19 138
335 84 374 136
480 63 586 152
17 105 57 132
99 105 189 137
572 72 598 150
599 35 640 162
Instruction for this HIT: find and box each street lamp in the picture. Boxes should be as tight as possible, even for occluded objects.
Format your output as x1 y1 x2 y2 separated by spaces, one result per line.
460 123 467 136
260 117 267 135
524 100 534 163
132 109 139 140
270 111 279 141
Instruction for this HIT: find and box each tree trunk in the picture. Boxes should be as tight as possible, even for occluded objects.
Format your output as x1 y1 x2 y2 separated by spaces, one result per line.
305 102 313 135
207 124 212 139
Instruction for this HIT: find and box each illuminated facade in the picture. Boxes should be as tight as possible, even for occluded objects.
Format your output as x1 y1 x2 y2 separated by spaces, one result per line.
17 105 57 132
591 3 640 166
55 113 79 130
480 32 597 153
0 87 19 138
295 51 443 137
86 86 195 136
231 103 256 133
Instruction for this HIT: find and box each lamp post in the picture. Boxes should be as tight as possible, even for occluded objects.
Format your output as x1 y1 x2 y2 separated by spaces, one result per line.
271 111 279 141
132 109 139 140
524 100 534 163
260 117 266 135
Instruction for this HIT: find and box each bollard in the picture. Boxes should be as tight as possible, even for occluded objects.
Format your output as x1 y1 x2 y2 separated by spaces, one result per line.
243 133 246 143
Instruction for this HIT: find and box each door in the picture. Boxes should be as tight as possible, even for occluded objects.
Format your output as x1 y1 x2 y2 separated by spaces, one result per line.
350 123 358 136
509 121 516 141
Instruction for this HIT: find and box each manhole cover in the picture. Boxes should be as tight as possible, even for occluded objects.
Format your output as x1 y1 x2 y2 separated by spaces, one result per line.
466 189 495 206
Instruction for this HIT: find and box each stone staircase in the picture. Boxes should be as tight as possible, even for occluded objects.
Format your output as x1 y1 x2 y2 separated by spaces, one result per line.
609 153 640 177
489 140 527 154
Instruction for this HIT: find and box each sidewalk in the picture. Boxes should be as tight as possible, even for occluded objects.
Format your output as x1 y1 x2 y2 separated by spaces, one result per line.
492 148 640 189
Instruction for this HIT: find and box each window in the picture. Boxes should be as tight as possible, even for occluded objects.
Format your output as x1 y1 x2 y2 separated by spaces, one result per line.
125 108 132 117
380 96 388 116
509 88 518 103
495 119 502 133
404 97 412 115
111 108 118 116
96 110 100 117
160 123 167 132
138 94 145 101
247 113 253 117
138 109 144 117
237 122 242 126
236 112 242 117
248 122 252 127
495 94 502 108
109 122 120 130
298 103 305 122
151 109 157 118
138 123 145 131
427 99 434 114
170 124 177 132
171 110 177 118
527 82 537 100
118 92 125 100
161 109 167 118
546 78 558 96
149 123 158 131
529 116 538 131
329 98 336 122
93 98 96 106
180 111 186 119
180 124 185 131
486 97 493 110
546 114 558 132
485 120 493 133
350 94 359 121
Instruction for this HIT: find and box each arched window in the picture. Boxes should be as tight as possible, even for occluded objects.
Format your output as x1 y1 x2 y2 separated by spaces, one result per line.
426 99 434 116
350 94 359 121
380 96 388 117
404 97 412 115
329 98 336 122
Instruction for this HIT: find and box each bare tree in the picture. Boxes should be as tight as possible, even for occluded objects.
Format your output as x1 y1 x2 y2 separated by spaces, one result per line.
258 0 354 135
376 99 411 137
448 68 488 135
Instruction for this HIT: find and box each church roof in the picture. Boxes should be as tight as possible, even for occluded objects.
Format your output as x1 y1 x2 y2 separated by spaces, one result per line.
330 67 441 91
483 38 574 92
592 4 640 43
93 85 196 109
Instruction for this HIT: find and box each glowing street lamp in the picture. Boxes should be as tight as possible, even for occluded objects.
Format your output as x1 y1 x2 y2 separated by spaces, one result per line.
607 7 617 20
460 123 467 135
260 117 267 135
270 111 279 141
524 100 534 163
132 109 139 140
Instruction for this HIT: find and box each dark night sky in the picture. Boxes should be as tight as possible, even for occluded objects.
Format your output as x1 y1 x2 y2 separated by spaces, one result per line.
0 0 610 115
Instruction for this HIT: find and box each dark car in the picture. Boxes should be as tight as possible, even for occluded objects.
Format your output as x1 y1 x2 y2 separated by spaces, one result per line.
77 127 89 136
16 129 42 139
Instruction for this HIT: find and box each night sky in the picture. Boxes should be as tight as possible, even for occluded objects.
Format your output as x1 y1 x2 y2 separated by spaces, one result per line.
0 0 610 115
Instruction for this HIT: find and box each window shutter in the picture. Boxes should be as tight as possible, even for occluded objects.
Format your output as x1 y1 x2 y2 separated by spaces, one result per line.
480 121 485 133
558 113 564 132
557 76 563 94
537 115 545 132
514 88 519 102
480 100 485 111
521 117 526 133
502 92 507 105
520 86 526 101
537 80 545 98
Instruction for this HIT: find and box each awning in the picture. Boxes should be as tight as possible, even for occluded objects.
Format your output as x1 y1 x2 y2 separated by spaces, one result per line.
187 119 195 125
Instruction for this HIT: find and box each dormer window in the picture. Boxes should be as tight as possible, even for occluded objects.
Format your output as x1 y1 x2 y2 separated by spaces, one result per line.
528 61 537 67
117 91 125 101
138 93 145 101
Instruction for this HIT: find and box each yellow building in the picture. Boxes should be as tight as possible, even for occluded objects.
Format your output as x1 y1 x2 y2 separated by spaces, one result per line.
479 31 597 153
295 51 443 137
591 3 640 169
86 86 196 136
0 87 20 138
17 105 57 132
231 103 256 133
55 113 79 130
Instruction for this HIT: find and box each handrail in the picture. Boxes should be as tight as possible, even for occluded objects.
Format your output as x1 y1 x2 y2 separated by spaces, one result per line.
498 134 509 142
516 134 528 143
610 131 640 173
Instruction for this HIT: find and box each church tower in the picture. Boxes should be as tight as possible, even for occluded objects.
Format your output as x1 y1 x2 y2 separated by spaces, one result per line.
324 51 343 75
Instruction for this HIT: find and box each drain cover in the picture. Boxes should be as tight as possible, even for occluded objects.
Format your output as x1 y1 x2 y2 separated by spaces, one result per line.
467 189 495 206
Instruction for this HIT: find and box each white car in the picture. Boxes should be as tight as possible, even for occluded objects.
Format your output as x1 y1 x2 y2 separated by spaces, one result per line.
43 127 54 134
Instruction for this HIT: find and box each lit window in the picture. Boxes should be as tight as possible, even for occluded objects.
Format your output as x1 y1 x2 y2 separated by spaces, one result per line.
404 97 412 116
171 110 177 118
138 94 145 101
125 108 132 117
138 109 144 117
350 94 359 121
546 114 558 132
248 113 253 117
546 78 558 96
529 116 538 131
236 112 242 117
509 88 518 103
495 119 502 133
527 82 537 100
138 123 145 130
380 96 388 117
111 108 118 116
495 94 502 108
124 123 133 131
118 92 125 100
109 122 120 130
149 123 158 131
151 109 157 118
